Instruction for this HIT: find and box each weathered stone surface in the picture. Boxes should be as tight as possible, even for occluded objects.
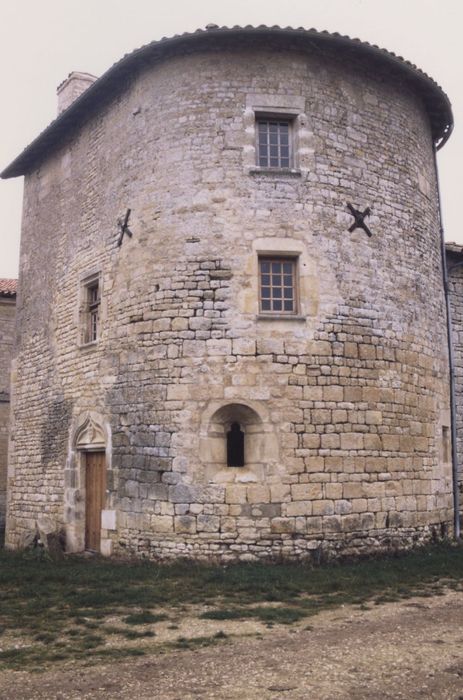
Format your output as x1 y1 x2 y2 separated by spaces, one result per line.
0 288 15 540
4 28 454 561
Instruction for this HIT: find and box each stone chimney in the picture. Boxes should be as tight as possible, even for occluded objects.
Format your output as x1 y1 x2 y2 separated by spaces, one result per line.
57 72 97 114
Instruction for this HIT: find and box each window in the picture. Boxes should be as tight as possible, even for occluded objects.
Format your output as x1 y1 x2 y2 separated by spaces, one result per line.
87 281 100 342
257 118 292 168
79 273 101 345
259 258 297 314
227 422 245 467
442 426 450 463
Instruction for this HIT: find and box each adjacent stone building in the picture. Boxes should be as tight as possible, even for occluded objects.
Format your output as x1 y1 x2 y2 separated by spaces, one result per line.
0 279 16 541
1 26 455 560
446 243 463 491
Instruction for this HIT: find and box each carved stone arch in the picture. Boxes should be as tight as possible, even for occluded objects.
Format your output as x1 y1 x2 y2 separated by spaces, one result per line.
73 411 108 451
199 400 280 483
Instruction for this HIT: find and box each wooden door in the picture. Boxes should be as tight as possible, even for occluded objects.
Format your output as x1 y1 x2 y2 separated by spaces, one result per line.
85 452 106 551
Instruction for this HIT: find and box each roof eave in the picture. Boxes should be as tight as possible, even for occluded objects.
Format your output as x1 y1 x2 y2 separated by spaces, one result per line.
1 25 453 179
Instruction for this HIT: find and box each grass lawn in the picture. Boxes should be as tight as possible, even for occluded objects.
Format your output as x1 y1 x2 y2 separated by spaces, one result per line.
0 543 462 671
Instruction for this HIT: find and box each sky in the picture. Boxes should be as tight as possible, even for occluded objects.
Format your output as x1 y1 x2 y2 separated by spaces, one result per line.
0 0 461 278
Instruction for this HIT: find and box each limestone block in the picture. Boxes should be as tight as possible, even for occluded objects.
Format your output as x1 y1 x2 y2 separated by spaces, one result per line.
197 514 220 532
169 484 195 503
343 482 364 499
323 386 343 402
321 434 340 449
172 317 189 331
189 317 212 331
100 539 113 556
341 514 361 531
285 501 312 516
312 500 334 516
302 386 323 401
344 342 358 358
220 517 238 533
325 483 342 499
359 344 376 360
291 483 323 500
270 517 296 534
270 483 291 502
232 338 256 355
341 433 364 450
305 457 325 472
174 516 197 534
225 484 247 504
256 338 284 355
206 339 232 356
351 498 368 513
363 434 381 450
101 509 116 530
302 434 321 449
312 409 331 425
151 515 174 533
332 410 348 424
183 340 206 357
166 384 191 401
365 411 382 425
309 341 332 356
335 499 352 515
323 516 342 532
247 485 270 503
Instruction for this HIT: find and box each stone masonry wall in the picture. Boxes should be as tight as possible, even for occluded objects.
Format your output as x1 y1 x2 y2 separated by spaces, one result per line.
447 247 463 491
7 35 453 560
0 296 16 538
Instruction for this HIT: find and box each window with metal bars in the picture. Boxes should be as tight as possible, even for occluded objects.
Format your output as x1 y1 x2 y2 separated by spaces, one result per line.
86 281 100 343
257 118 292 168
259 258 297 314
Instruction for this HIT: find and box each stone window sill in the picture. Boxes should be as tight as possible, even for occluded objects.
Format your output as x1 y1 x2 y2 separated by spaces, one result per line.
256 314 306 322
78 340 98 350
248 167 302 177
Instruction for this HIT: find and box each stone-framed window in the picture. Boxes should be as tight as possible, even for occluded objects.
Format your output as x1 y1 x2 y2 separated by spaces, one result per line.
243 94 312 176
79 272 101 345
256 117 293 169
258 257 298 315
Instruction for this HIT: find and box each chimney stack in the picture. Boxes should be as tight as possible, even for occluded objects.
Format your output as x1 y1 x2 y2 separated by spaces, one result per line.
57 72 97 114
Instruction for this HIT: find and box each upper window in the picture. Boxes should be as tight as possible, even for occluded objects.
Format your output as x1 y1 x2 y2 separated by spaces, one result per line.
259 258 297 314
86 281 100 343
79 272 101 345
257 119 292 169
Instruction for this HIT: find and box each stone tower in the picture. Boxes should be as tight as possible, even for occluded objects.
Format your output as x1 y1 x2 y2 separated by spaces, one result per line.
1 26 454 560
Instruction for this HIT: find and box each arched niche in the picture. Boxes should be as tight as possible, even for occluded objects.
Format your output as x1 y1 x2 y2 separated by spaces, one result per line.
199 401 279 483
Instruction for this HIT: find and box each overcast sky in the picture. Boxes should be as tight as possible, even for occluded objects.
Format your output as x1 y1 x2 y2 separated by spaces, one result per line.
1 0 461 278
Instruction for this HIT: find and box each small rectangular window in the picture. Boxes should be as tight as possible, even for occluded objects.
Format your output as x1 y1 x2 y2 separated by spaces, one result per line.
87 281 100 343
256 118 292 168
79 273 101 346
442 426 450 463
259 257 297 314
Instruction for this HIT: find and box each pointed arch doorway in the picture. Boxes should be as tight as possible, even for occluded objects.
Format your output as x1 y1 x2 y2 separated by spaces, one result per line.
67 411 111 554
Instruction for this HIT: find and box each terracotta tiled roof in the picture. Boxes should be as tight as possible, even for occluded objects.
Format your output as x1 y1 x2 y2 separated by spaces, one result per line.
0 279 17 297
0 25 453 179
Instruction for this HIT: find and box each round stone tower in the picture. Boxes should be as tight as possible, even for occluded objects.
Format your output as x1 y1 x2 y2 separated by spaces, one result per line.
2 27 454 560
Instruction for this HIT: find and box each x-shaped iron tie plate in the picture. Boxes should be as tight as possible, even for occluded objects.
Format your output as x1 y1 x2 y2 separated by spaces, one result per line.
347 203 372 237
117 208 133 247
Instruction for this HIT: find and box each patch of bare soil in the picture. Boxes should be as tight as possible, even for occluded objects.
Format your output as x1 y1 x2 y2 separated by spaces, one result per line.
1 589 463 700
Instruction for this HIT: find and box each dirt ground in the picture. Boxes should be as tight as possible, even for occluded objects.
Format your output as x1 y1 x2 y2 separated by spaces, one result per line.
1 589 463 700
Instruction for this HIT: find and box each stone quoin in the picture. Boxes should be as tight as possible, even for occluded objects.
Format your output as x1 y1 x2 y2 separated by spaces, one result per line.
1 26 455 560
